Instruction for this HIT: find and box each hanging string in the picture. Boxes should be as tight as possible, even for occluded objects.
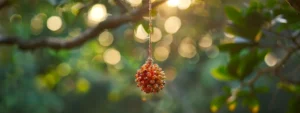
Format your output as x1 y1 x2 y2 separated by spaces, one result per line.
148 0 153 59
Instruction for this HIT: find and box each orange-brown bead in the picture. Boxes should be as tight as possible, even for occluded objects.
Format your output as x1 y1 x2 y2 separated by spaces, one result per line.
135 58 166 93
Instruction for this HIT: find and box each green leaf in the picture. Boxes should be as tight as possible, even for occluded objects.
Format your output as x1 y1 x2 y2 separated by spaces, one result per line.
237 49 267 78
266 0 277 8
210 95 227 113
242 97 260 113
225 25 260 41
237 90 251 97
242 96 259 106
225 6 244 26
62 11 75 25
225 4 265 41
278 82 300 94
218 43 254 55
227 55 240 77
222 86 231 95
254 86 269 93
211 66 238 81
288 97 300 113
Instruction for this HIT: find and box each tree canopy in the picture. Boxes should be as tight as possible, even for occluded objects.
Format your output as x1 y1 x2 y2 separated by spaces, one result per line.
0 0 300 113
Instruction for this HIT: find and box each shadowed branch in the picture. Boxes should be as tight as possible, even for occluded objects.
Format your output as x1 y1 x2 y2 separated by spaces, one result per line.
0 0 166 50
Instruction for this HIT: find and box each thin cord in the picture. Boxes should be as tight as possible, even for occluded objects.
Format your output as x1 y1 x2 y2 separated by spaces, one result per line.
148 0 152 59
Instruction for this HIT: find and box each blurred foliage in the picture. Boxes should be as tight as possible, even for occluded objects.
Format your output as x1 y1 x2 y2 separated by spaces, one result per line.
0 0 300 113
211 0 300 113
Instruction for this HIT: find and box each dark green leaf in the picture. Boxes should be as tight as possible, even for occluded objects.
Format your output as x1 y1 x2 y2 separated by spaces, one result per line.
211 66 238 81
210 95 227 113
223 86 232 95
237 49 267 78
218 43 254 55
62 11 75 25
254 86 269 93
211 95 227 109
237 90 251 97
227 55 240 77
242 96 259 107
288 97 300 113
225 6 244 26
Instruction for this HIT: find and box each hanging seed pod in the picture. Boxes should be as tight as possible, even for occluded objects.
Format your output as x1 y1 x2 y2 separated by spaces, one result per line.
135 58 166 93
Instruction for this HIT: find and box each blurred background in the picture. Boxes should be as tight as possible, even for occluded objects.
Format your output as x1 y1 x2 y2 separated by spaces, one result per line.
0 0 300 113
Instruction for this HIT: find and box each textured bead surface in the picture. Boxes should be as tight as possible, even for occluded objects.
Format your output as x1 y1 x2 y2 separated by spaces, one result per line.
135 58 166 93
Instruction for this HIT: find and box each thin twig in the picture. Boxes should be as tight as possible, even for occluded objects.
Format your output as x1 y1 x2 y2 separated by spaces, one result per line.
247 46 300 87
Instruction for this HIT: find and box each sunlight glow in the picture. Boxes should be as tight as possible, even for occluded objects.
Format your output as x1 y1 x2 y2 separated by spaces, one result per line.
31 15 44 34
151 27 162 42
178 0 191 10
76 78 90 93
199 34 213 48
98 30 114 47
164 16 181 34
103 48 121 65
87 4 107 26
47 16 62 31
165 67 177 81
178 37 197 58
154 46 169 61
126 0 142 7
162 34 174 45
167 0 179 7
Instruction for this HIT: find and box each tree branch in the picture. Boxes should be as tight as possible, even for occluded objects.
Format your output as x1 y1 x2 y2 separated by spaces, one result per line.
0 0 167 50
247 46 300 87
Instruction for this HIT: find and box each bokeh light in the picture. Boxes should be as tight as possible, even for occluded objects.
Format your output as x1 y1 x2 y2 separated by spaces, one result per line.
47 16 63 31
76 78 90 93
205 46 219 58
134 24 148 43
126 0 142 7
162 34 174 45
164 16 181 34
87 4 107 26
165 67 177 81
264 53 278 67
9 14 22 22
178 37 197 58
178 0 192 10
151 27 162 42
167 0 179 7
199 34 213 48
103 48 121 65
31 15 44 34
56 63 72 76
154 46 169 61
98 30 114 46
